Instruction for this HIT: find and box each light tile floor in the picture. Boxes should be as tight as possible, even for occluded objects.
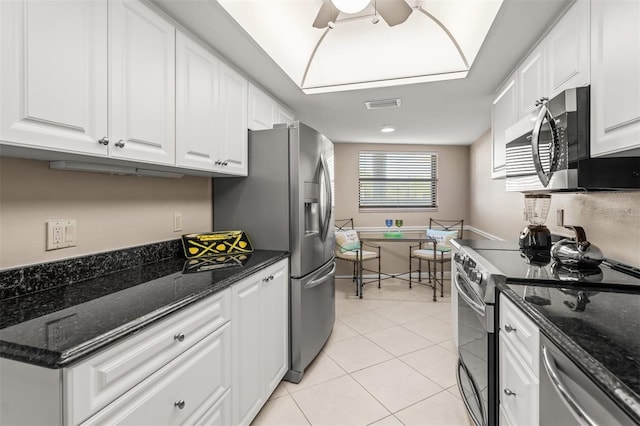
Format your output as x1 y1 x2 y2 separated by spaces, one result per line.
251 277 473 426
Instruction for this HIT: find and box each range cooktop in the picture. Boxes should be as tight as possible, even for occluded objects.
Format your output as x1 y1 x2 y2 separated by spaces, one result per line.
475 248 640 291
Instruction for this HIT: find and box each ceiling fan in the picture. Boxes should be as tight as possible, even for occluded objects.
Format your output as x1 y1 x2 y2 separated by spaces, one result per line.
312 0 413 28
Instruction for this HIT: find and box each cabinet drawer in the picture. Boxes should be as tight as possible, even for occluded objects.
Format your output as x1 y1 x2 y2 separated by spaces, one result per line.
499 335 539 426
65 289 230 425
82 322 231 426
500 295 539 376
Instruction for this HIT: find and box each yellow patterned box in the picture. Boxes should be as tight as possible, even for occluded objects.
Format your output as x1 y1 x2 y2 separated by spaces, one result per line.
181 231 253 259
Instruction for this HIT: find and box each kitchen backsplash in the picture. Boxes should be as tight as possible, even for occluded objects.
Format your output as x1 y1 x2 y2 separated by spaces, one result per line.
0 240 182 301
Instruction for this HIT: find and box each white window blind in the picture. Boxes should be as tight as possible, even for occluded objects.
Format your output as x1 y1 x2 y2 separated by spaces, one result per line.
359 151 438 209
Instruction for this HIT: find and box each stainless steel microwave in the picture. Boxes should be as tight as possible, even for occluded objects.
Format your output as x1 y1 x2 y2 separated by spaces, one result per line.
505 86 640 192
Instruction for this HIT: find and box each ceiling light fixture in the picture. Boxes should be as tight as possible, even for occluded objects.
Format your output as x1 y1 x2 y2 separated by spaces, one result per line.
380 125 396 133
332 0 370 14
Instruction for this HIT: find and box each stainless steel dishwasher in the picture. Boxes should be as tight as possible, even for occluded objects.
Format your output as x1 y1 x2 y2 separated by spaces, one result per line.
539 334 636 425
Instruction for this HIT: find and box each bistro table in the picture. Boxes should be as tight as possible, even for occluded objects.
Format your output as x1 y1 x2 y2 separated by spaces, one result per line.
357 231 439 300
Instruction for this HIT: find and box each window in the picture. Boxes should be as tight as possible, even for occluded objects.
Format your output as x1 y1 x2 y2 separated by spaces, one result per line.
358 151 438 210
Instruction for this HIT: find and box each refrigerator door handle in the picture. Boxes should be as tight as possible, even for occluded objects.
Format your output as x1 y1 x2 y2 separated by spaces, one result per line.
304 262 336 289
319 154 332 242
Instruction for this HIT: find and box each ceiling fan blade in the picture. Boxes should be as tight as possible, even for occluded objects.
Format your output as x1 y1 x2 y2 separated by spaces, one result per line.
312 1 339 28
375 0 412 26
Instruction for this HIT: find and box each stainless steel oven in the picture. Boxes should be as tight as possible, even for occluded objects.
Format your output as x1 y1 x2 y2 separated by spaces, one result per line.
453 248 500 426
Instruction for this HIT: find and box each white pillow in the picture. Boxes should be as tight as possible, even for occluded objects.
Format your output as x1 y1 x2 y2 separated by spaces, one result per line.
335 230 360 252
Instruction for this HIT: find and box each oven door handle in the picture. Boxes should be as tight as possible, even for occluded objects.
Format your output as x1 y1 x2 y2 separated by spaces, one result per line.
456 359 484 426
541 345 597 426
454 272 485 317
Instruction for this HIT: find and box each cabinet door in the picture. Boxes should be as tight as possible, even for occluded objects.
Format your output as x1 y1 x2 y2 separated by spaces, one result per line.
273 103 295 127
491 76 517 178
262 261 289 396
176 32 219 171
248 83 274 131
518 45 546 117
590 0 640 157
545 0 590 97
0 0 108 155
499 336 539 426
110 0 176 165
83 324 231 426
231 273 265 426
218 62 248 176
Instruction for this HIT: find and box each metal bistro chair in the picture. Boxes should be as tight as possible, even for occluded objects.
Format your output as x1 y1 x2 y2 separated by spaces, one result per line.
334 218 381 296
409 219 464 297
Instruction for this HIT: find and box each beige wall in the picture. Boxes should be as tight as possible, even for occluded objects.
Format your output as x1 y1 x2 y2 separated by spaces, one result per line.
334 143 470 276
469 131 640 266
0 157 212 269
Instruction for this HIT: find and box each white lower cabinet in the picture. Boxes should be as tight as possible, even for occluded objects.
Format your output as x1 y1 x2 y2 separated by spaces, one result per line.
499 295 539 426
0 258 290 426
232 259 289 426
82 323 231 425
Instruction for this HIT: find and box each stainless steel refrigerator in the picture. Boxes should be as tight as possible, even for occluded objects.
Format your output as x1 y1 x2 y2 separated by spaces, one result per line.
213 121 335 383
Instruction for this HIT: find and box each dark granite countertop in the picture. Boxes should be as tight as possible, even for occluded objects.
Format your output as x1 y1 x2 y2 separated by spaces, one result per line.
499 283 640 424
454 239 640 423
0 249 288 368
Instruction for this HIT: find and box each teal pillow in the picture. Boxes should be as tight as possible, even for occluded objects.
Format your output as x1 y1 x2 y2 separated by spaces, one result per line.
336 230 360 252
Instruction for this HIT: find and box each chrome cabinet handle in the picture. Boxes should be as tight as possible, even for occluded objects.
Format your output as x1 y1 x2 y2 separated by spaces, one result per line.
504 324 516 333
174 332 185 342
504 388 516 397
98 137 109 146
262 275 275 283
222 160 228 166
174 400 186 410
114 140 125 148
541 345 597 426
535 97 549 107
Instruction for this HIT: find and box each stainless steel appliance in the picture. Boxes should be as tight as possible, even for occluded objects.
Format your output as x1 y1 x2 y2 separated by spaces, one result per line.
540 334 636 425
505 86 640 192
214 122 335 383
474 247 640 425
453 247 503 426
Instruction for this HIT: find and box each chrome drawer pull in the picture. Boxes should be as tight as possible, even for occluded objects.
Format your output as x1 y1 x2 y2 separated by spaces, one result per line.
504 388 516 397
98 137 109 146
174 400 186 410
114 140 125 148
174 332 185 342
504 324 516 333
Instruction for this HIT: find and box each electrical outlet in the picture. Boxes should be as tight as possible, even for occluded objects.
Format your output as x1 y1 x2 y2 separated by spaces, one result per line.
173 212 183 232
46 219 77 250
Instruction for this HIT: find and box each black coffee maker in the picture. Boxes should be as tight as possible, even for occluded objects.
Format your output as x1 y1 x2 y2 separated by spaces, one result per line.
519 194 552 252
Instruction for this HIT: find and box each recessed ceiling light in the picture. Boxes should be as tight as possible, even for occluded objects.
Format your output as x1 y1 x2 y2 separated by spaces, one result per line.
380 125 396 133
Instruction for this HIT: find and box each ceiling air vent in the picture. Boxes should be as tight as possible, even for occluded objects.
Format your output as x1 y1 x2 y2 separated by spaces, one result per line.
365 98 402 110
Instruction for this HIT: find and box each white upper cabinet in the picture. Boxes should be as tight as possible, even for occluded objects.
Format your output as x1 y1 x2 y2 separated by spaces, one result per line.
491 0 590 179
109 0 175 165
517 45 546 117
248 82 295 131
590 0 640 157
248 83 275 131
545 0 590 98
491 75 518 179
176 32 220 171
273 103 295 128
0 0 108 156
218 63 248 176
